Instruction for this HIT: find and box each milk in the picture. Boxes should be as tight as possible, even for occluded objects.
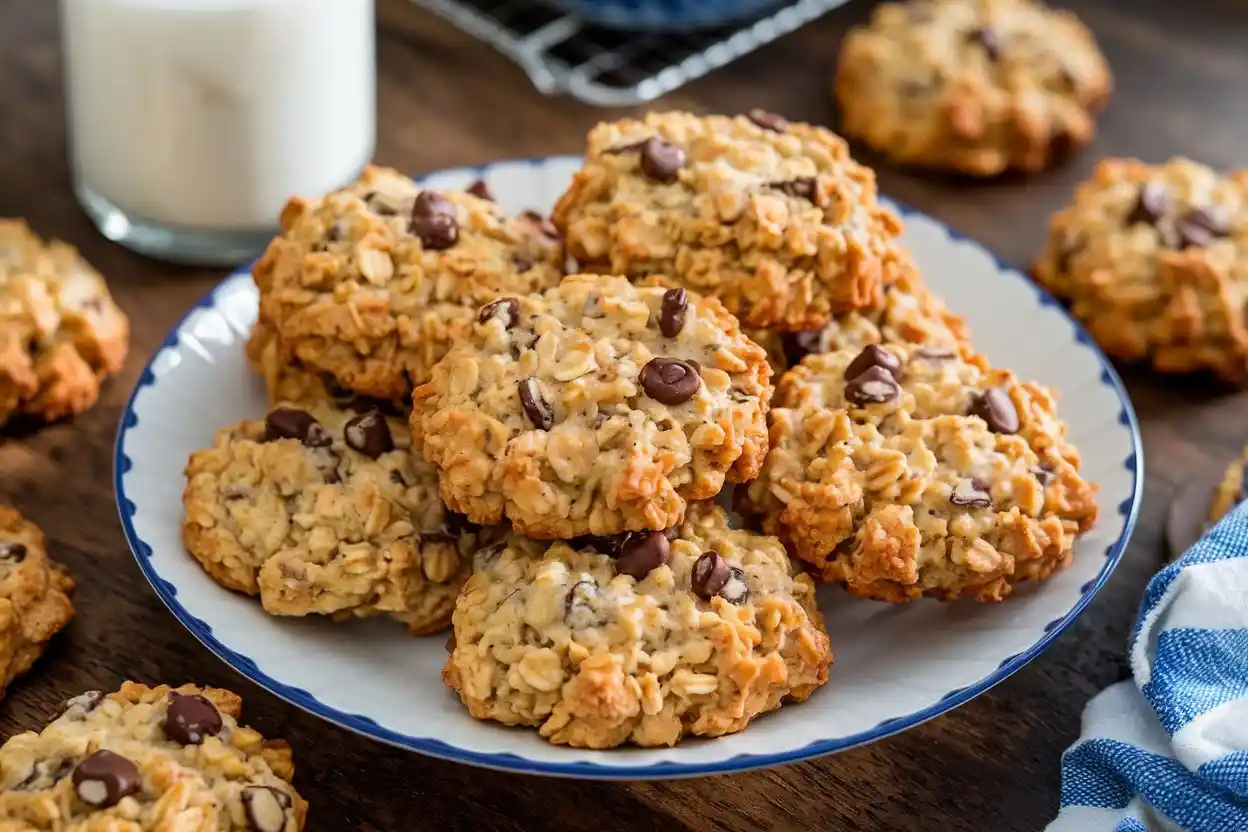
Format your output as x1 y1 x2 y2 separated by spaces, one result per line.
62 0 376 262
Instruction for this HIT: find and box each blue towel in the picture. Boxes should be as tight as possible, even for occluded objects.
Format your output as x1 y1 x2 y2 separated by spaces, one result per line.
1048 502 1248 831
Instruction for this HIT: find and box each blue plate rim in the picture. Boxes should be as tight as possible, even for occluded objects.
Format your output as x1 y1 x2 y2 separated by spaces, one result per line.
113 154 1144 780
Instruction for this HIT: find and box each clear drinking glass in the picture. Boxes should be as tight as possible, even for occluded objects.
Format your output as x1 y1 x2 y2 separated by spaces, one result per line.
61 0 377 266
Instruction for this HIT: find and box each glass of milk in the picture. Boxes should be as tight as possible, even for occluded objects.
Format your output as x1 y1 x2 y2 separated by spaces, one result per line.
61 0 376 266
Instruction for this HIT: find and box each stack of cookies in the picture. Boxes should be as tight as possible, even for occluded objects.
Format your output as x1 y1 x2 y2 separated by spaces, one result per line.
181 110 1099 750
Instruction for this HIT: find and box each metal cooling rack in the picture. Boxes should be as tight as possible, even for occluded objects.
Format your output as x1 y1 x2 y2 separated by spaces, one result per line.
408 0 850 107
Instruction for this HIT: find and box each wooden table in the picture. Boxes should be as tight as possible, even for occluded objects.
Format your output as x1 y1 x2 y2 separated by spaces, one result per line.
2 0 1245 828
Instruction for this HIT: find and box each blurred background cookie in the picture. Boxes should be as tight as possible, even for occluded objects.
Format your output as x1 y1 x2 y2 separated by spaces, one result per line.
835 0 1111 175
0 219 129 427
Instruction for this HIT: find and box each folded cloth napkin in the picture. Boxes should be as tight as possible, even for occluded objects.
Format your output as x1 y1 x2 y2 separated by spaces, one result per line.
1048 502 1248 832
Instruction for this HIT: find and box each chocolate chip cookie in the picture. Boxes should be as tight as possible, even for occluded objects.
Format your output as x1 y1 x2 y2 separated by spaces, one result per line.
1034 157 1248 382
747 259 970 374
0 219 129 427
742 342 1098 602
411 273 773 539
0 508 74 701
0 682 305 830
442 504 831 748
183 401 489 634
552 110 907 331
253 165 563 401
835 0 1111 175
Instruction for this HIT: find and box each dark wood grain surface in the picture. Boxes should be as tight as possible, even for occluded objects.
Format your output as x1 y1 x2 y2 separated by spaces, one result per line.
1 0 1245 829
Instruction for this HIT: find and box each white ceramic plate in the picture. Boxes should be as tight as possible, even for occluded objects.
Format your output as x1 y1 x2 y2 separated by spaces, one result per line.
115 156 1142 779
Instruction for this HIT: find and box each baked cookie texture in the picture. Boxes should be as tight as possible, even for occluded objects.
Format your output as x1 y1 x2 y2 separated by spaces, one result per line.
442 504 831 748
411 273 773 539
747 259 970 374
245 322 409 416
835 0 1111 176
1210 443 1248 524
252 165 564 401
0 508 74 700
552 110 907 331
743 342 1098 602
183 401 488 634
0 682 305 831
0 219 129 425
1034 157 1248 382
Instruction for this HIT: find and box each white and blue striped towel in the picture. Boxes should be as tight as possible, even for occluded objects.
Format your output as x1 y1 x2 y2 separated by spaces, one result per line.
1048 502 1248 832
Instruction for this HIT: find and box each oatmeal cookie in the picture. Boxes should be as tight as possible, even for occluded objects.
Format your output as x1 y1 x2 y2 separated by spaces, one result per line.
245 322 409 415
746 259 970 374
0 681 305 831
835 0 1111 175
183 402 489 634
253 165 563 400
442 503 831 748
1034 158 1248 382
0 508 74 701
0 220 129 426
1209 443 1248 525
552 110 906 331
743 342 1098 602
411 273 773 539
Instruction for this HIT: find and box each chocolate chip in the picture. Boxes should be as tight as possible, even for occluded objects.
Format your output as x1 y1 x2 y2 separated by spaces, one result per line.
518 378 554 430
639 358 700 405
1034 462 1055 486
968 387 1019 434
768 178 817 202
264 408 332 447
691 551 731 600
950 477 992 508
613 531 670 580
0 542 27 562
844 366 901 406
564 580 601 629
521 210 559 240
1127 182 1170 228
844 344 902 381
344 411 394 459
639 137 686 184
968 27 1002 60
659 288 688 338
747 109 789 132
512 255 534 272
445 633 456 653
719 566 751 605
1175 206 1230 249
466 179 494 201
164 692 223 745
478 297 520 328
242 785 292 832
781 331 825 365
72 750 140 808
410 191 459 250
